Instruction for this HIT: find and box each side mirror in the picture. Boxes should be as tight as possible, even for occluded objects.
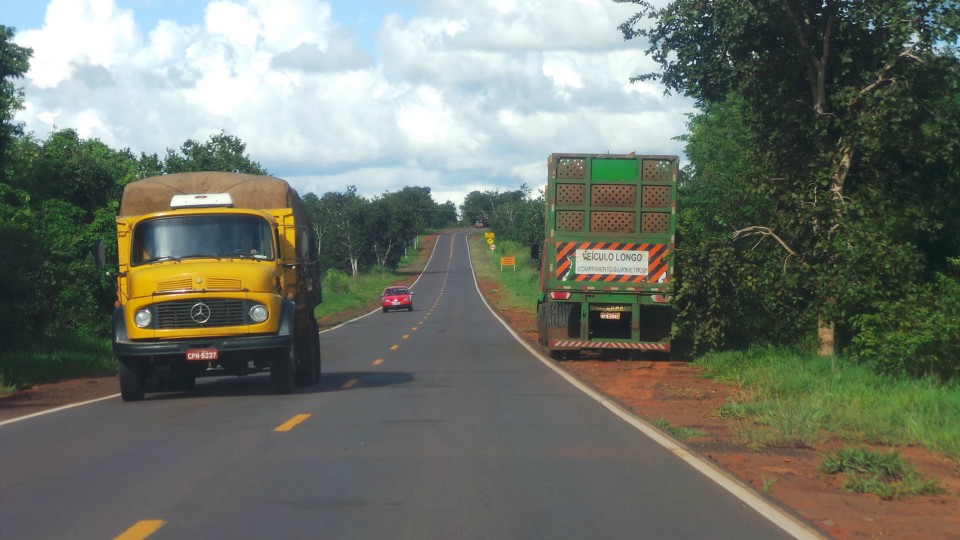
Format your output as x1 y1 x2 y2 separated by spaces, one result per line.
530 243 540 260
93 239 106 266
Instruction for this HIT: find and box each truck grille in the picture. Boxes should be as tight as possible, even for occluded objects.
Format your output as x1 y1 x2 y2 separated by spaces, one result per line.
155 299 246 329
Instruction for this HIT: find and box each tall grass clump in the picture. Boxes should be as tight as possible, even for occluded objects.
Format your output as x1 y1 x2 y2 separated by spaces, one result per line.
820 447 943 499
703 347 960 460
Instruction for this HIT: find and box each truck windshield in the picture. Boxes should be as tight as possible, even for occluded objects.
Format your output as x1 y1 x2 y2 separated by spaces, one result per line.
131 215 275 265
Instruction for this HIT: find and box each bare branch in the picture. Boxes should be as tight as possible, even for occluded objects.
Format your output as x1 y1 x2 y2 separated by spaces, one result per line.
732 226 799 257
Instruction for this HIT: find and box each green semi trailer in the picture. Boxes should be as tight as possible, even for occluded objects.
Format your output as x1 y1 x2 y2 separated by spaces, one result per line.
534 153 678 357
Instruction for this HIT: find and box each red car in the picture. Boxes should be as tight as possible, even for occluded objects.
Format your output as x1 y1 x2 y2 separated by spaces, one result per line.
381 286 413 312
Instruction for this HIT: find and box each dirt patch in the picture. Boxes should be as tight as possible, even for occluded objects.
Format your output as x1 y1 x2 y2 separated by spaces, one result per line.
4 232 959 540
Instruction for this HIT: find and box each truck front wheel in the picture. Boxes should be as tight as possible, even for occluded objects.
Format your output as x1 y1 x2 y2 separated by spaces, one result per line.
271 346 295 394
118 357 146 402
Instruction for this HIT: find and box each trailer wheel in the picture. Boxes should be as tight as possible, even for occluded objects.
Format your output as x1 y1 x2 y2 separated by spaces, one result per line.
271 346 295 394
118 357 146 402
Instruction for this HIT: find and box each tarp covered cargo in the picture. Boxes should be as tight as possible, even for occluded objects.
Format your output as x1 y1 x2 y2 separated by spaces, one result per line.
118 172 310 225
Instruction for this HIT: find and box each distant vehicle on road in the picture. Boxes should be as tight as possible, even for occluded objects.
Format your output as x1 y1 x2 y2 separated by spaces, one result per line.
381 287 413 312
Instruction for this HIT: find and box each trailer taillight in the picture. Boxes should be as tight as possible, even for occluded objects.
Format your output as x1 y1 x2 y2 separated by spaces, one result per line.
549 291 572 300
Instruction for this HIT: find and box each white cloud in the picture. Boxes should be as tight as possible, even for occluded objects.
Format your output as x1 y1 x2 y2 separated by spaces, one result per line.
13 0 693 209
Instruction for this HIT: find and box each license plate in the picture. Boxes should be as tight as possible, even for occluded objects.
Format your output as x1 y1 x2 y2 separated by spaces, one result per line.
186 348 218 361
600 312 621 320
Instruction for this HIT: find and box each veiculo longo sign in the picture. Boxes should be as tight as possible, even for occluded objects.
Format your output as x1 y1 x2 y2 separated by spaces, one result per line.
574 248 649 276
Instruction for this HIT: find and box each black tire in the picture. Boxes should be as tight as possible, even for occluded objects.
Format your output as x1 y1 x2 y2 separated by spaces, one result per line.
271 346 295 394
118 357 145 402
382 307 388 313
310 318 322 383
295 324 320 387
407 305 413 311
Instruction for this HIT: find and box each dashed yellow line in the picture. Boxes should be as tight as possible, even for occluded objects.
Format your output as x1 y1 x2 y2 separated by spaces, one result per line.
390 345 399 351
274 414 311 432
372 358 384 365
115 520 165 540
402 334 410 340
342 379 358 389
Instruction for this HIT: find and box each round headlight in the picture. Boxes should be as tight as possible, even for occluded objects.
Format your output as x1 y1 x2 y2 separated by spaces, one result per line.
134 309 152 328
249 304 268 323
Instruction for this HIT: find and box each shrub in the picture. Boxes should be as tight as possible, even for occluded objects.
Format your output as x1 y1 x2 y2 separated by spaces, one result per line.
323 268 350 294
852 260 960 381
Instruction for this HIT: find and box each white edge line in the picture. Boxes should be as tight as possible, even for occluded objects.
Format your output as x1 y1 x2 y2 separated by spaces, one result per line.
0 393 120 427
319 230 443 334
463 231 826 540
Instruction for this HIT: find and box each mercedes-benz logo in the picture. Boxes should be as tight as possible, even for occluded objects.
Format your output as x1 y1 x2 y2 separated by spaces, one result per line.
190 302 212 324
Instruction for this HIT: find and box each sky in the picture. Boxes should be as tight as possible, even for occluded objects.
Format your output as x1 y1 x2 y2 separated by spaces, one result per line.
4 0 693 210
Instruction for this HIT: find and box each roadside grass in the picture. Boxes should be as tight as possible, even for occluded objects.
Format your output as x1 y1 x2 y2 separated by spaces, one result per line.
819 447 944 499
706 348 960 462
467 235 540 312
0 334 115 394
315 268 407 319
469 242 960 467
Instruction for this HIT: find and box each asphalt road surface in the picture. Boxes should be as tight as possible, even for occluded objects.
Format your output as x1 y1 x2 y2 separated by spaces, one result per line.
0 229 818 540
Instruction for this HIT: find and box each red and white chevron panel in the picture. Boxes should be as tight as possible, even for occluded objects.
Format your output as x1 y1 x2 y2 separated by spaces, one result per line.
551 340 669 351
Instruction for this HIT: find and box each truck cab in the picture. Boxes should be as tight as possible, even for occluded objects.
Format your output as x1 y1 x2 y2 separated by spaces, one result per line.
110 173 321 401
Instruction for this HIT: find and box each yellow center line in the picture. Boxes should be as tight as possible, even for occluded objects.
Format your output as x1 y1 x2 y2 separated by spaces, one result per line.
411 327 418 331
390 345 399 351
274 414 311 432
372 358 384 365
402 334 409 340
115 520 165 540
342 378 359 389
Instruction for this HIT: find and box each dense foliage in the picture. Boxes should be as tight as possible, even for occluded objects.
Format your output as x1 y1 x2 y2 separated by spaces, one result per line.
619 1 960 377
460 185 544 248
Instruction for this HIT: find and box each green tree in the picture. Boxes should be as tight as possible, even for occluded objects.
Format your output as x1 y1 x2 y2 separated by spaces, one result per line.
0 183 40 347
11 129 138 212
430 200 459 229
163 130 268 174
315 187 370 276
488 188 544 247
460 188 526 227
620 0 960 355
0 26 31 183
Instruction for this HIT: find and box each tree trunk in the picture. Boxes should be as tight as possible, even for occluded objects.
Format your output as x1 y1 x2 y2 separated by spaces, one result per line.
817 313 835 357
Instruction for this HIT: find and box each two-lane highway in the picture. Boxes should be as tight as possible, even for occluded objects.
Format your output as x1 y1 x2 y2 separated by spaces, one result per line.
0 229 819 539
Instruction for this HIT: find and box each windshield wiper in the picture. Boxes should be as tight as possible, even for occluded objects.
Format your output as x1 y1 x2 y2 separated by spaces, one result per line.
141 255 180 264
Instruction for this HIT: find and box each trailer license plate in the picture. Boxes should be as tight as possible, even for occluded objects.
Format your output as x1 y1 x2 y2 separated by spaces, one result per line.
600 312 621 320
186 348 218 361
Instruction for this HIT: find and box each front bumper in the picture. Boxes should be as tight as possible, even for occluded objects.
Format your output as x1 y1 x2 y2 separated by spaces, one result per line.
113 333 294 357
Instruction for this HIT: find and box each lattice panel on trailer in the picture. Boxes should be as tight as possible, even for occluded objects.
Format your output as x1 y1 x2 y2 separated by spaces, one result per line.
556 184 584 205
590 211 636 233
557 158 586 179
642 159 672 182
642 186 671 208
556 211 584 231
591 185 636 207
642 212 670 233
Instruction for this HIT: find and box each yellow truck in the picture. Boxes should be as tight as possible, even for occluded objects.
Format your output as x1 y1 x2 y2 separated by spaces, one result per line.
106 172 321 401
